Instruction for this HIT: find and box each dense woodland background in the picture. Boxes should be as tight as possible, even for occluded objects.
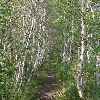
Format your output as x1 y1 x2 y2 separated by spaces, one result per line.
0 0 100 100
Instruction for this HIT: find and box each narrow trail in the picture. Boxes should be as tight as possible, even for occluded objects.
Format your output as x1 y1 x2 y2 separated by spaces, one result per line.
35 68 57 100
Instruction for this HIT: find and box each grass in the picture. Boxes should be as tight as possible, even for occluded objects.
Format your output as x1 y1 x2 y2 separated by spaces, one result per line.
12 55 100 100
53 59 81 100
13 59 50 100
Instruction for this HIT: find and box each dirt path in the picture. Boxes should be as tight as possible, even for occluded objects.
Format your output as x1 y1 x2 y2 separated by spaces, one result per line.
35 69 56 100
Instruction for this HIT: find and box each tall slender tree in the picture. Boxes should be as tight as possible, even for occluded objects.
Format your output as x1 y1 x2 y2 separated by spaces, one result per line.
77 0 86 99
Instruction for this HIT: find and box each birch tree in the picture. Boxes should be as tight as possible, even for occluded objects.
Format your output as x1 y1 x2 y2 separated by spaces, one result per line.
77 0 86 99
0 0 48 99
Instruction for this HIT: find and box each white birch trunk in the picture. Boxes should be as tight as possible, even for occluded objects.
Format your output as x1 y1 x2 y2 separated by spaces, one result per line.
96 39 100 84
77 0 86 99
96 56 100 85
62 11 68 63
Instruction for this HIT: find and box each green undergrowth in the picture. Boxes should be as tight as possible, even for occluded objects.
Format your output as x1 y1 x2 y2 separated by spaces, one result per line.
54 58 100 100
11 54 100 100
48 54 80 99
53 59 81 100
14 59 51 100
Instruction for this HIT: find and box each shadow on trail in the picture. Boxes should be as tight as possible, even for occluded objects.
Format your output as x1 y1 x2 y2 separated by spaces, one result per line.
34 69 57 100
34 53 60 100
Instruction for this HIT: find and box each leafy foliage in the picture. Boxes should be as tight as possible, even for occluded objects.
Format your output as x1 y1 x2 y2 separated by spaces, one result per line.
0 0 100 100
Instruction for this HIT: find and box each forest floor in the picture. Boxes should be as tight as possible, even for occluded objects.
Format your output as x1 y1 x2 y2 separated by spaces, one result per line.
35 68 57 100
33 58 68 100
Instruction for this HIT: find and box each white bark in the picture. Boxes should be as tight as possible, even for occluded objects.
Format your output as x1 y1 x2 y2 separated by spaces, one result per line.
77 0 86 99
62 11 68 63
96 56 100 85
96 40 100 84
